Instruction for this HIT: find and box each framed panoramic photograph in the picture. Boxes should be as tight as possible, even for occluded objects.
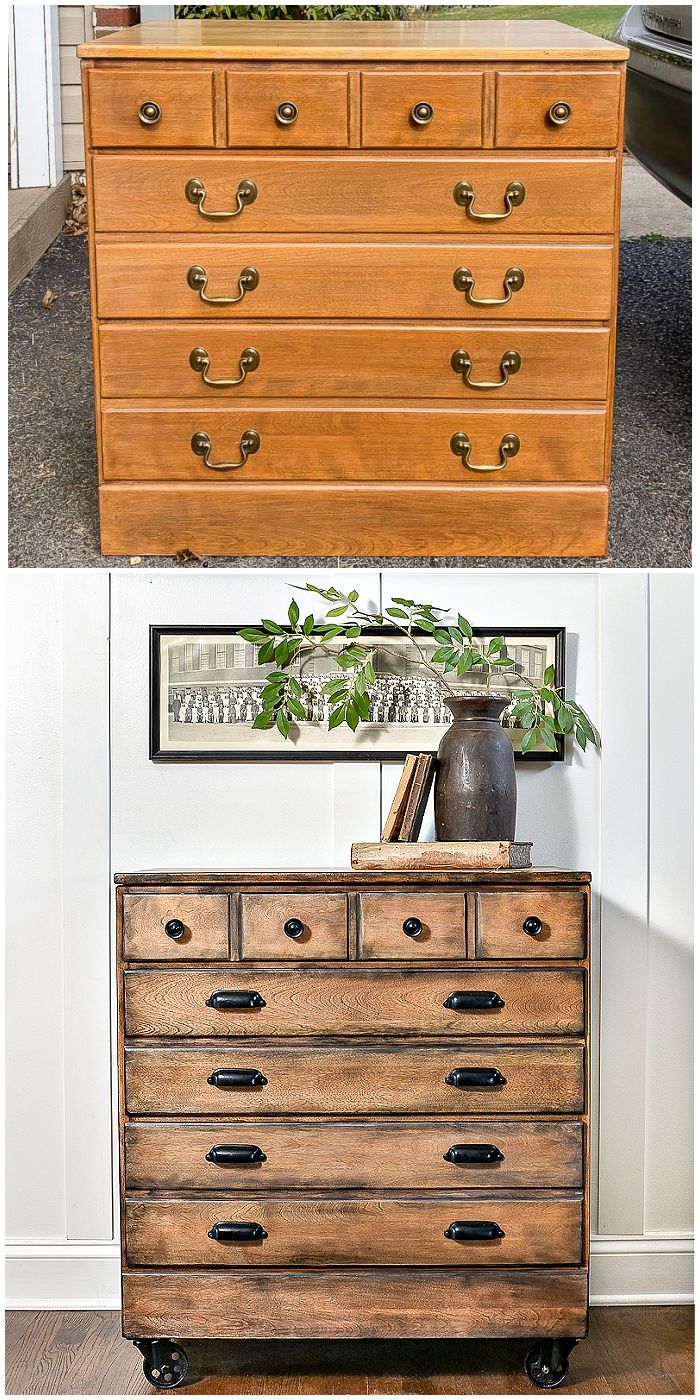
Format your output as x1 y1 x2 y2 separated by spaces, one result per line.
150 625 566 763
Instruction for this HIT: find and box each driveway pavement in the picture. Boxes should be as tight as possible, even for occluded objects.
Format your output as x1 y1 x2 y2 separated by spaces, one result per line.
8 158 690 569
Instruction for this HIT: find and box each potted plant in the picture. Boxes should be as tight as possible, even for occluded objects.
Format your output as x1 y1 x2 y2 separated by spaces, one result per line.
238 584 598 841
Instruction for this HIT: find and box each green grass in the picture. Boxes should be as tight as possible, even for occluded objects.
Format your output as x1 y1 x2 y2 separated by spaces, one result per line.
434 6 626 40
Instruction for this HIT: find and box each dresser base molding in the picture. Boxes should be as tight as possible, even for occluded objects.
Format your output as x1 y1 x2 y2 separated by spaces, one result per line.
122 1267 589 1340
99 483 608 557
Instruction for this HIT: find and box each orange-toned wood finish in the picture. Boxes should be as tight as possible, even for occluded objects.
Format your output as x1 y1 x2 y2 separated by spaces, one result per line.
116 867 590 1374
81 17 626 557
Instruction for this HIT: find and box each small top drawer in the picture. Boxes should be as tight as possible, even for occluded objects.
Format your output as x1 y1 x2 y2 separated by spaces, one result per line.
361 72 483 148
227 72 349 147
240 893 348 959
475 889 587 959
87 69 215 148
495 70 622 148
359 893 466 959
123 893 229 960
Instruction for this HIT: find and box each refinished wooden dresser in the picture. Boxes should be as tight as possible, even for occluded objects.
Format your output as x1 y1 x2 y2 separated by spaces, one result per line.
117 868 590 1390
80 20 627 559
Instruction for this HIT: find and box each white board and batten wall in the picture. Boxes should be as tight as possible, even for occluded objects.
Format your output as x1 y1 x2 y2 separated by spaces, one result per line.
5 569 693 1308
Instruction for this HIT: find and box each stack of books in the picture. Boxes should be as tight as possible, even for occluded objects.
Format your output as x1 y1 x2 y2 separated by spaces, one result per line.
380 753 435 843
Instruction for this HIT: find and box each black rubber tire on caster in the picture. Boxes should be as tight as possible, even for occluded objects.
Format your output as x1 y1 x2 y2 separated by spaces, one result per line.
524 1345 570 1389
134 1340 188 1390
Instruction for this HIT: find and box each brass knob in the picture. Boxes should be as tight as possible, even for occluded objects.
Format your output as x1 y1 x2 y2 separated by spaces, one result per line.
138 100 161 125
276 101 298 125
548 101 572 126
410 101 434 126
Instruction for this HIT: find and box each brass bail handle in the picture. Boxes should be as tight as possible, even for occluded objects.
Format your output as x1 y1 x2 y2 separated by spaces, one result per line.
453 266 525 308
189 346 260 388
450 431 520 473
185 177 258 220
191 430 261 472
453 179 525 221
186 265 259 307
450 348 522 390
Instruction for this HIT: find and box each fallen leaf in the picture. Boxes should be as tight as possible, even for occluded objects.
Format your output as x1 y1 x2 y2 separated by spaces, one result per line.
175 547 202 566
41 289 56 309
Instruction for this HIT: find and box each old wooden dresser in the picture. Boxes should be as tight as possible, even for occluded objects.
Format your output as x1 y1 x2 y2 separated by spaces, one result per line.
117 867 590 1390
80 20 627 559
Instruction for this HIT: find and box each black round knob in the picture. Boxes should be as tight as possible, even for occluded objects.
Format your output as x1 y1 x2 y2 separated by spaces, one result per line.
411 101 434 126
284 917 305 940
522 916 543 938
164 918 185 940
403 917 423 938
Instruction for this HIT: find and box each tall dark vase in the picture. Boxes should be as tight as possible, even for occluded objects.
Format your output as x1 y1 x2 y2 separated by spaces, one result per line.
434 695 517 841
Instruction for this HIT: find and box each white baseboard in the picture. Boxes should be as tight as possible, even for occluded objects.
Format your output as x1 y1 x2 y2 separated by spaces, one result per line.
6 1236 693 1311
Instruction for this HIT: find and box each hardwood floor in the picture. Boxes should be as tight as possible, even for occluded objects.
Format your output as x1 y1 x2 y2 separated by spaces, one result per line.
5 1307 694 1395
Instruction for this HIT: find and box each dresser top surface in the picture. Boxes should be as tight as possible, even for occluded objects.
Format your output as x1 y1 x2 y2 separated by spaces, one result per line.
115 869 591 887
79 18 627 63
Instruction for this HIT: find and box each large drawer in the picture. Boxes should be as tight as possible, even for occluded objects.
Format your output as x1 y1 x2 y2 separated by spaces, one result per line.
122 893 230 961
95 241 615 321
476 889 588 959
125 1118 584 1191
99 324 612 402
91 153 618 234
125 1192 583 1268
100 406 608 485
124 966 586 1037
124 1040 585 1116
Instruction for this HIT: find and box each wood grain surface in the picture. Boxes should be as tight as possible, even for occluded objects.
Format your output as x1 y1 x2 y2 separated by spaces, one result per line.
239 893 348 961
100 405 608 485
125 1118 584 1191
123 966 585 1037
6 1305 693 1394
87 69 216 148
361 72 484 147
122 893 230 961
358 892 466 958
116 870 592 887
91 154 617 234
98 481 609 557
98 323 612 401
226 72 349 147
476 890 587 959
125 1193 583 1268
495 71 622 149
124 1040 585 1116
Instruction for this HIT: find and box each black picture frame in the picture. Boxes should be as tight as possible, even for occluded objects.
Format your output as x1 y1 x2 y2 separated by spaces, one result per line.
150 624 566 763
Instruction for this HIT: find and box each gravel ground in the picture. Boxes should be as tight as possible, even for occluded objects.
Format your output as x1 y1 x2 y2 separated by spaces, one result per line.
8 232 690 569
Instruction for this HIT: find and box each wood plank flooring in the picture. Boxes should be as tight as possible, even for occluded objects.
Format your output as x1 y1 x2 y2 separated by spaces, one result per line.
5 1306 694 1395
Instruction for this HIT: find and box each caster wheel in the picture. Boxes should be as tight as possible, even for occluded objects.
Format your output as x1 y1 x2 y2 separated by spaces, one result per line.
524 1345 570 1389
133 1339 188 1390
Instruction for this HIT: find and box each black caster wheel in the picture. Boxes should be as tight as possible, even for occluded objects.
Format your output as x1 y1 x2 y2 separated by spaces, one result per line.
524 1339 577 1390
133 1339 188 1390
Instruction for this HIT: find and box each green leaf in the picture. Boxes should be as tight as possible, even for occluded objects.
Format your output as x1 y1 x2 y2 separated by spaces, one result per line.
543 665 556 687
288 599 300 628
538 726 558 752
575 726 588 751
448 626 463 644
327 605 348 617
252 712 273 730
386 607 409 620
457 614 473 639
391 597 415 608
302 613 315 636
328 706 346 730
491 656 515 668
434 628 452 645
257 639 275 664
521 728 538 753
320 624 344 641
345 624 362 638
413 618 436 633
288 698 307 720
365 660 376 685
346 706 359 732
276 710 290 738
238 628 267 643
354 691 370 721
262 619 284 634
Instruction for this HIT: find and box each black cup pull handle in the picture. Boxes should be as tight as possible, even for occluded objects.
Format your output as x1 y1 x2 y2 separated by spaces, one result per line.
206 1144 267 1164
208 1220 267 1241
445 1067 507 1088
403 917 423 938
164 918 186 940
205 990 266 1010
443 991 505 1010
207 1068 267 1087
523 915 543 937
283 917 305 939
445 1220 505 1241
444 1143 505 1164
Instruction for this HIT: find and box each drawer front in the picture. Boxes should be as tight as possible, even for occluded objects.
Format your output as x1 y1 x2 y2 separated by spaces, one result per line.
239 893 347 960
99 324 612 402
125 1118 584 1191
87 69 215 148
101 406 607 486
361 72 483 148
91 154 617 235
122 893 229 961
124 966 585 1037
496 71 623 150
358 894 465 959
125 1193 582 1268
476 890 587 959
96 242 615 322
124 1041 585 1116
227 72 349 147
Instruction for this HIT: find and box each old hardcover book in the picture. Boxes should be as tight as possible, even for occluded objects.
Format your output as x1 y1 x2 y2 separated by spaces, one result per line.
397 755 435 842
380 755 418 841
351 841 533 871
